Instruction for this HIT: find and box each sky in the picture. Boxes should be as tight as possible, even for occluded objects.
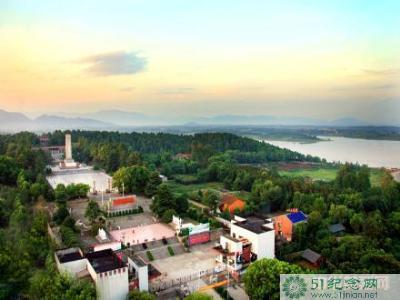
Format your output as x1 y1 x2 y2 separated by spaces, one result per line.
0 0 399 123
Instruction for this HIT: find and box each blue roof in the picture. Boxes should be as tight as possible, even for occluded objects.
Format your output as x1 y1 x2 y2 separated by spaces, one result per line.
287 211 307 223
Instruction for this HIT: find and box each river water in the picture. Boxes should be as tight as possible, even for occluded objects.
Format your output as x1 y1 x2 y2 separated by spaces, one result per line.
264 136 400 168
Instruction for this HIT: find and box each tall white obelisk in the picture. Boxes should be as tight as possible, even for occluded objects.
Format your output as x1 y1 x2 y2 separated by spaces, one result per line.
63 133 77 168
65 134 73 162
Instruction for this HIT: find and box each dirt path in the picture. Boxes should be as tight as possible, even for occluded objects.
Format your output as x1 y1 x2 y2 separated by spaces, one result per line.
188 199 208 209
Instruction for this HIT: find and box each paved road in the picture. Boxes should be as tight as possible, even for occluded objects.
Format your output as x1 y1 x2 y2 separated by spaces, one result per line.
189 200 231 228
228 284 249 300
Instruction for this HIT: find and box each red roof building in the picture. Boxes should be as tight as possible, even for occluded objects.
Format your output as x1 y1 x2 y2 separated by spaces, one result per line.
219 194 245 214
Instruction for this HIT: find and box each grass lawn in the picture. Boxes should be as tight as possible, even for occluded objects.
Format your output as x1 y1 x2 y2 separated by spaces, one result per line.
279 167 338 181
370 169 385 187
279 167 385 187
165 181 225 195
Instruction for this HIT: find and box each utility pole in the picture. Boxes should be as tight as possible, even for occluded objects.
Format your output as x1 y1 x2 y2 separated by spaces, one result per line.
101 185 104 207
226 259 229 300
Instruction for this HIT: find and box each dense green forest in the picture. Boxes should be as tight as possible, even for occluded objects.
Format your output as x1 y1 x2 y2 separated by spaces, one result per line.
43 130 321 173
0 132 95 299
137 125 400 142
318 126 400 141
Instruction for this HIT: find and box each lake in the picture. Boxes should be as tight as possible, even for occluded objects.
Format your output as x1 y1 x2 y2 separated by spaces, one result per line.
263 136 400 168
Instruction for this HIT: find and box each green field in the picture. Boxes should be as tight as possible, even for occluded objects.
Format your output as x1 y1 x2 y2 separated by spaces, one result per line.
165 181 224 195
279 167 385 187
279 168 337 181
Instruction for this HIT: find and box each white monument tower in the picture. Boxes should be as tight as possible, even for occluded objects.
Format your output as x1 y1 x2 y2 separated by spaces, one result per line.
65 134 73 162
62 133 78 168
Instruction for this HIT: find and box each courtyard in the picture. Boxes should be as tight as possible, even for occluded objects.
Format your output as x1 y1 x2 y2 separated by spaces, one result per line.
109 223 175 245
47 168 111 192
151 243 221 282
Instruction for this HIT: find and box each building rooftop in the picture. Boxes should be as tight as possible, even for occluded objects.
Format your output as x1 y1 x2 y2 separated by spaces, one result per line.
234 216 274 234
56 248 83 263
328 223 345 234
86 249 126 273
302 249 322 264
223 234 241 243
220 194 245 206
130 255 147 267
287 211 307 224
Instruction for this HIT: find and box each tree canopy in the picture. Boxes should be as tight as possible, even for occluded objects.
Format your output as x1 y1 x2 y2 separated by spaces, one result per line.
243 258 304 300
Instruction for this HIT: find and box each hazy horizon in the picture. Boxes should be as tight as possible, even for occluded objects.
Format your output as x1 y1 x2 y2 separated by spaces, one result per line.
1 1 399 123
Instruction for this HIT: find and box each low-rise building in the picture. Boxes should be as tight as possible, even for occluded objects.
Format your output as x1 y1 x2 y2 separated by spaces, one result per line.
215 234 252 272
301 249 323 268
127 255 149 292
230 215 275 260
55 248 129 300
219 194 246 214
328 223 345 235
172 215 211 246
215 215 275 280
55 248 88 277
274 210 308 241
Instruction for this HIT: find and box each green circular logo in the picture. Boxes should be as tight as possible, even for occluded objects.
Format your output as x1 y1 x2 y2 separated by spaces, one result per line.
282 276 307 299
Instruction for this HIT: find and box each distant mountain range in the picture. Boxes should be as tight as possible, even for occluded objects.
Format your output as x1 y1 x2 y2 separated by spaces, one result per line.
0 109 114 133
64 110 372 127
0 108 387 133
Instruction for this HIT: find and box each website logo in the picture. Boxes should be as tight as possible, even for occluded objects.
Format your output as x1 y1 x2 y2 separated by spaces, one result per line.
282 275 307 299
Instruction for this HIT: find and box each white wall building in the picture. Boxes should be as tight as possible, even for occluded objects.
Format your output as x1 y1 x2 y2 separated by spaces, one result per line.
230 215 275 259
55 248 89 276
127 256 149 292
216 235 245 271
55 248 129 300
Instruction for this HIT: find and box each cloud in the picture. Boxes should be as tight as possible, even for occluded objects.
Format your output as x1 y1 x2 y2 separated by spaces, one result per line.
119 87 135 92
75 51 147 76
157 87 195 95
363 68 400 76
331 83 395 91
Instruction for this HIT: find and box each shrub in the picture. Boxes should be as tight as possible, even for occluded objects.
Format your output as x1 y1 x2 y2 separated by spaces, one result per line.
53 205 69 225
60 225 79 247
128 290 156 300
62 216 76 230
215 287 233 300
180 228 190 236
185 292 212 300
146 250 154 261
161 209 176 223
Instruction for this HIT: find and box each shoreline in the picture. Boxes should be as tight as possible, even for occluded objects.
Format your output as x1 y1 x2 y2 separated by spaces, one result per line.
263 137 400 170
